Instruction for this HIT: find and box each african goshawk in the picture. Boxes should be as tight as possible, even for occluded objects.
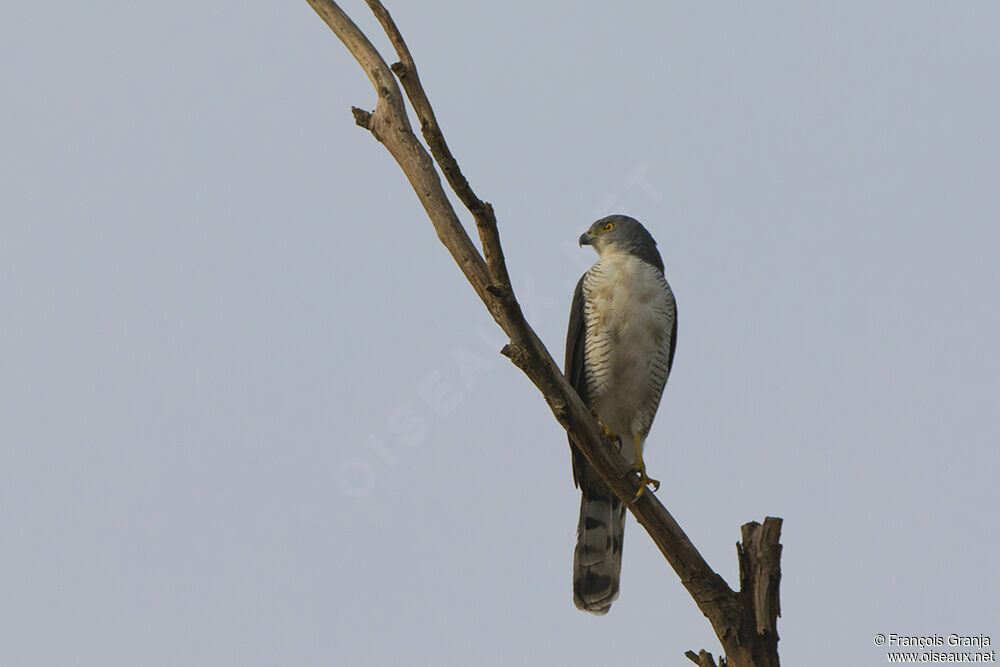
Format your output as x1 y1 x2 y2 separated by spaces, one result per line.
565 214 677 615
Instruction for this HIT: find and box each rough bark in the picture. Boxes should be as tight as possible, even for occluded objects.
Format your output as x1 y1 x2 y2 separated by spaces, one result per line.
305 2 783 664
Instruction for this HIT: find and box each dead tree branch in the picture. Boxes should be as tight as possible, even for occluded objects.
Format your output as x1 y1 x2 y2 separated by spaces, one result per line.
305 2 782 664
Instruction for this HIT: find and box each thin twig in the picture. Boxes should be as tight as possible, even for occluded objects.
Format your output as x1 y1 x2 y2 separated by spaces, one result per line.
686 649 723 667
305 0 491 297
364 0 511 291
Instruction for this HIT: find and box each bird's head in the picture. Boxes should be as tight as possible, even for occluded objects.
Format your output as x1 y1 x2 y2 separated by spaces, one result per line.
579 215 661 268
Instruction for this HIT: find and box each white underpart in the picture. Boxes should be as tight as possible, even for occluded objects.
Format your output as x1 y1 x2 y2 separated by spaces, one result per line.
582 249 675 466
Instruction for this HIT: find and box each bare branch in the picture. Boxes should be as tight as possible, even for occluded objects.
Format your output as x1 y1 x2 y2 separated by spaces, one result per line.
306 0 491 297
306 1 406 132
363 0 510 291
730 519 783 667
739 518 783 638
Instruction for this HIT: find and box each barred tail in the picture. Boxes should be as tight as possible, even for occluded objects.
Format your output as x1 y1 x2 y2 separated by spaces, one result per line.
573 482 626 615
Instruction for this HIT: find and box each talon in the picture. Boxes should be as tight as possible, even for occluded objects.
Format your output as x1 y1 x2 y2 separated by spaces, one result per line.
633 466 660 496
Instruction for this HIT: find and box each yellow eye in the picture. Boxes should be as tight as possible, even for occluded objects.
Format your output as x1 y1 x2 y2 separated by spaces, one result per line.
602 222 614 232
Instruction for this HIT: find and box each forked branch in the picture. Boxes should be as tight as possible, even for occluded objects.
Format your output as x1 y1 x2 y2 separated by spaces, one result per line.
305 2 782 664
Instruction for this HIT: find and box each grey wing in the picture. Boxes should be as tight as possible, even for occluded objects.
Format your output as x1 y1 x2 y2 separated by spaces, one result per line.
635 278 678 440
665 284 678 376
565 275 589 488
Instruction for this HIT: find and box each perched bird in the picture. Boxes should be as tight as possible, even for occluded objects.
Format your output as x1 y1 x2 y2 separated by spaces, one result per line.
565 214 677 615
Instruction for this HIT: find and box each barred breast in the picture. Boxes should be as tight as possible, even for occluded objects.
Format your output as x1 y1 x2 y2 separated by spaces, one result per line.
581 252 675 464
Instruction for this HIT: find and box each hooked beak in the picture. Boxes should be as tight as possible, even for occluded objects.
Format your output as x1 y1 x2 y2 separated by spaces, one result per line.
579 231 594 246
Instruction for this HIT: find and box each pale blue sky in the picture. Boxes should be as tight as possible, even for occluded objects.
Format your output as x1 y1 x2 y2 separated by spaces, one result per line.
3 2 998 665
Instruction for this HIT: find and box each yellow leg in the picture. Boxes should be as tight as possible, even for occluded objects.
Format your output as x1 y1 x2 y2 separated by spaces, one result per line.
633 433 660 496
